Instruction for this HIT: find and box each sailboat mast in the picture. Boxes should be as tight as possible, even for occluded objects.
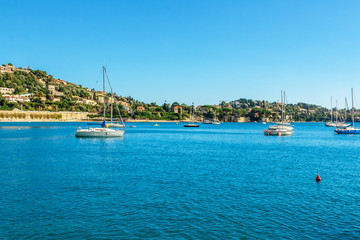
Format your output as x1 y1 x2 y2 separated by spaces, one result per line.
192 102 194 122
352 88 354 124
280 91 283 123
111 90 114 122
344 97 348 122
103 66 106 121
335 100 338 123
330 96 333 122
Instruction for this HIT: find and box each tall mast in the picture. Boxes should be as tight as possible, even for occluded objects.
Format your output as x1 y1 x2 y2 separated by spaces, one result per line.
330 96 333 122
281 91 283 123
282 91 286 123
192 102 194 122
345 97 348 122
335 100 338 123
103 66 106 121
352 88 354 125
111 89 114 122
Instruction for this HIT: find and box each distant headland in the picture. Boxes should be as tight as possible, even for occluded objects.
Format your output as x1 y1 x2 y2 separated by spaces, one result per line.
0 63 357 122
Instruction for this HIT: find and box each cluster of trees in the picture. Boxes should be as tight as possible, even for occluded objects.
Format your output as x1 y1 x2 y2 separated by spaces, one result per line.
0 67 100 112
2 64 359 122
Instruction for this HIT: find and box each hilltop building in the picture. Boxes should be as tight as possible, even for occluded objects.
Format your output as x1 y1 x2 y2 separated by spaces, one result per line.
173 106 183 113
137 106 145 112
0 65 15 73
0 87 15 95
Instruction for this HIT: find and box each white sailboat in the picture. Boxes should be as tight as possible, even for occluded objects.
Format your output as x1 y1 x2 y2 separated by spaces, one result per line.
184 103 200 127
325 97 348 127
334 88 360 134
76 66 125 137
264 91 293 136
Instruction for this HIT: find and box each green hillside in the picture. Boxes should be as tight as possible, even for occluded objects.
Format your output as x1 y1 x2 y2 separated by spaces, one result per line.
1 63 355 122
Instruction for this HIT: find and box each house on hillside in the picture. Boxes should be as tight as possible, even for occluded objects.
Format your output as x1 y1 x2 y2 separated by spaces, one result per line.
38 78 46 87
83 99 97 106
54 79 67 85
173 106 183 113
0 65 15 73
47 84 64 96
0 87 14 95
50 97 61 102
137 106 145 112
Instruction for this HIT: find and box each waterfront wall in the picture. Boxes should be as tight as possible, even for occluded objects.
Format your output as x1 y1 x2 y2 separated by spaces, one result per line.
0 110 90 121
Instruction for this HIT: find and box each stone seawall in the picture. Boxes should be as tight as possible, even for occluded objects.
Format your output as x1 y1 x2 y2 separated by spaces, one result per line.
0 110 90 121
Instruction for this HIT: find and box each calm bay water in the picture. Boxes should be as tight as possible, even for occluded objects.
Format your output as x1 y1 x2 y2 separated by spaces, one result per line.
1 122 360 239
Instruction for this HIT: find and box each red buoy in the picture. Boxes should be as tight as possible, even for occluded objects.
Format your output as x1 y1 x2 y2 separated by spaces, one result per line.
316 174 321 181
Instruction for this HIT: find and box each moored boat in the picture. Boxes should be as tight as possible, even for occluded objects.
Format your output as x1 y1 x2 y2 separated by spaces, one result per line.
264 123 293 136
334 88 360 134
76 121 125 137
325 97 347 127
184 123 200 127
264 91 293 136
184 102 200 128
76 66 125 138
107 122 125 128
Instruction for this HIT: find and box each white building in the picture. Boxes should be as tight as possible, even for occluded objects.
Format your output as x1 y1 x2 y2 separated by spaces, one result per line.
0 87 15 95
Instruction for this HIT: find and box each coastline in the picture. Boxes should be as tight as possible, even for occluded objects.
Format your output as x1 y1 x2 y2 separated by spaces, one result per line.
0 119 195 123
0 119 324 123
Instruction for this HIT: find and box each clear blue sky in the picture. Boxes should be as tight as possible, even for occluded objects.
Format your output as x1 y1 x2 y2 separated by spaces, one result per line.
2 0 360 108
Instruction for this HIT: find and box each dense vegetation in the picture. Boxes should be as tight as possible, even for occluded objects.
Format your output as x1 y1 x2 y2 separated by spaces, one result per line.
1 64 358 122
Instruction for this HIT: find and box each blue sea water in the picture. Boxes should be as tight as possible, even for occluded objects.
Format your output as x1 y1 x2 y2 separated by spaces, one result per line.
0 122 360 239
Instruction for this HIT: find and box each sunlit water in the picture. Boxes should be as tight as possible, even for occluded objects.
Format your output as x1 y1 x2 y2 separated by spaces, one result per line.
1 122 360 239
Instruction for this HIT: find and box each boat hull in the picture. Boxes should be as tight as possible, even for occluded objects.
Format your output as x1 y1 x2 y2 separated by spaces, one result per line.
184 124 200 127
334 129 360 134
75 128 125 137
326 122 349 128
106 123 125 128
264 129 293 136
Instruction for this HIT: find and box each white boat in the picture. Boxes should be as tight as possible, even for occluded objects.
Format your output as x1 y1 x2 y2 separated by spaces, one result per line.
76 66 125 138
326 121 349 128
264 91 293 136
76 122 125 137
107 122 125 128
203 120 212 124
184 123 200 127
212 121 220 125
264 123 293 136
325 97 347 127
334 88 360 134
184 102 200 128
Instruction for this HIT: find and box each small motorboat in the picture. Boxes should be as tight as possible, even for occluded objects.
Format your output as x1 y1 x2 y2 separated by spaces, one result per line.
184 123 200 127
202 120 212 124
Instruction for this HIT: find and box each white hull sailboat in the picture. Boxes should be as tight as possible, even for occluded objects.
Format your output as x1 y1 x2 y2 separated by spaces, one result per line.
264 91 293 136
76 124 125 137
184 102 200 127
325 97 348 127
76 66 125 138
334 88 360 134
264 123 293 136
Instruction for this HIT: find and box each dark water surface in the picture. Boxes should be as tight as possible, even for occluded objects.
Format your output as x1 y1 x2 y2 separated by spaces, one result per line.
1 122 360 239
